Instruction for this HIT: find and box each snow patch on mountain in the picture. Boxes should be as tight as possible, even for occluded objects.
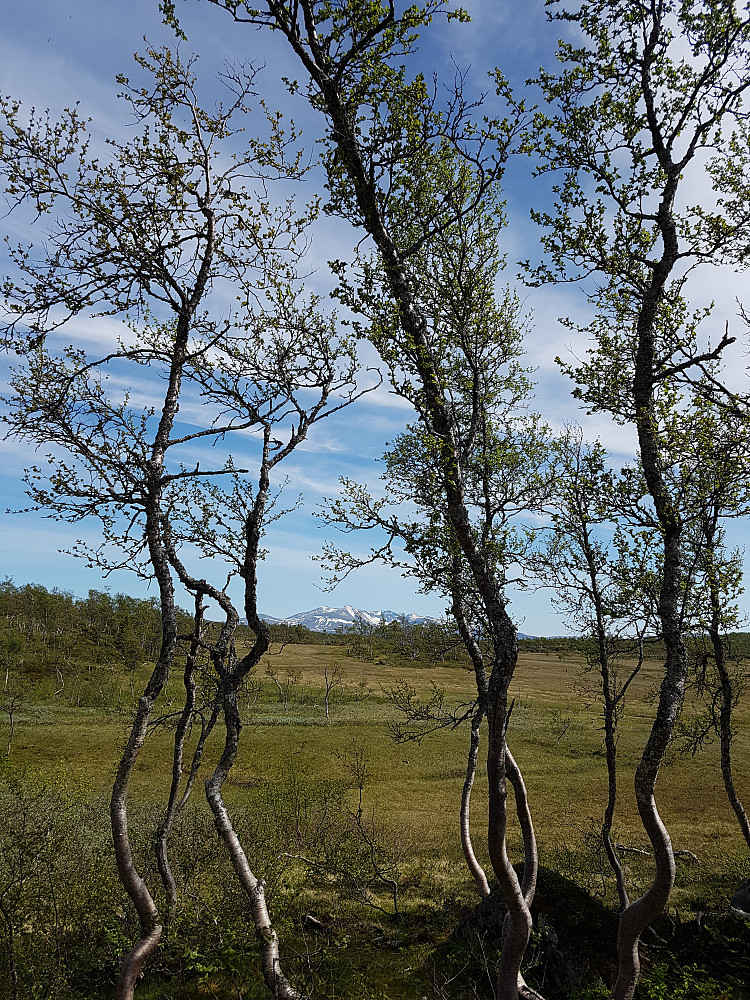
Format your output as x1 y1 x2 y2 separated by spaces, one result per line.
259 605 441 633
255 605 539 637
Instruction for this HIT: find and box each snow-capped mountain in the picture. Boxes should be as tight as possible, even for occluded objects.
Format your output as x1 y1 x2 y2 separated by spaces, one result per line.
259 605 440 633
256 605 538 638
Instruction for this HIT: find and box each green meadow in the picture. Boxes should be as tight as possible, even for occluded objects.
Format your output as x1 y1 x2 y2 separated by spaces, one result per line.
2 606 749 999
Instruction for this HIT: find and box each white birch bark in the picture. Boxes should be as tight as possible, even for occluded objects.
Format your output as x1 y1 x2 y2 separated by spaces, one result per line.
461 706 491 898
205 690 301 1000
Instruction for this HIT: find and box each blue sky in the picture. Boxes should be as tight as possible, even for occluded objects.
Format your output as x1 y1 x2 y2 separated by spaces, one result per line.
1 1 749 634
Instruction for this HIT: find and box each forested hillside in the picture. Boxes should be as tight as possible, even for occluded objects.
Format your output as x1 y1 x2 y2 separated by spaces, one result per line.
0 580 169 670
4 580 750 677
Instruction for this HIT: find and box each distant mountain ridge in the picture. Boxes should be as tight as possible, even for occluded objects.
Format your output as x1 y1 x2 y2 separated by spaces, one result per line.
259 604 440 633
258 604 537 638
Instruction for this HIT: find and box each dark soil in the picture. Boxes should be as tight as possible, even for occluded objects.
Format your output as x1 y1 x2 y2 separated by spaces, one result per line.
445 867 750 999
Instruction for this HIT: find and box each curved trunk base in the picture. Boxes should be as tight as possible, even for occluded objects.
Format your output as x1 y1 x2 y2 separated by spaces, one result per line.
116 924 163 1000
455 867 619 998
206 763 300 1000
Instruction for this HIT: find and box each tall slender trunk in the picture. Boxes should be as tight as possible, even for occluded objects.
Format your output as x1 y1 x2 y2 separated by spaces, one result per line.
609 72 688 988
598 632 642 913
612 751 678 1000
451 541 534 997
156 686 222 927
111 308 196 998
601 697 629 913
452 579 492 899
153 596 222 925
505 747 538 908
715 641 750 849
705 532 750 849
461 705 491 898
487 692 533 1000
227 9 537 992
156 597 204 919
504 747 543 1000
190 440 301 999
578 522 631 912
111 521 177 999
611 488 686 999
611 461 686 999
111 696 166 1000
205 688 300 1000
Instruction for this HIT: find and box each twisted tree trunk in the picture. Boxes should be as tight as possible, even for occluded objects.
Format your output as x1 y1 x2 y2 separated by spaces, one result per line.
504 747 542 1000
461 705 491 898
156 596 205 920
208 8 541 993
487 695 533 1000
111 695 165 1000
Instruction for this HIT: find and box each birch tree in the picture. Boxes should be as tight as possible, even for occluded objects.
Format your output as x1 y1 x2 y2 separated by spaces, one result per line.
162 5 549 995
532 3 750 996
321 390 552 905
531 429 660 910
0 45 368 999
311 166 552 998
680 402 750 851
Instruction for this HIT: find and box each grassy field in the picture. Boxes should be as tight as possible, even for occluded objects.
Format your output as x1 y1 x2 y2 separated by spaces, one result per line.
2 639 750 999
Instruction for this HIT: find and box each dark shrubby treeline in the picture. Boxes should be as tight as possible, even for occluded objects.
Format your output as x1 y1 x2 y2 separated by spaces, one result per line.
0 580 176 669
0 580 467 669
0 581 196 710
261 617 471 666
5 582 748 677
519 633 750 662
334 624 750 668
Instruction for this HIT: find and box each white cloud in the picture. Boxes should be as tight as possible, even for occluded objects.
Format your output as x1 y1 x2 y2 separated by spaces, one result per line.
268 463 345 498
295 434 348 455
47 316 137 353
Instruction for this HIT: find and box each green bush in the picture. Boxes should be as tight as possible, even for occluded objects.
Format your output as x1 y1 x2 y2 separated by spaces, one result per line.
637 962 737 1000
